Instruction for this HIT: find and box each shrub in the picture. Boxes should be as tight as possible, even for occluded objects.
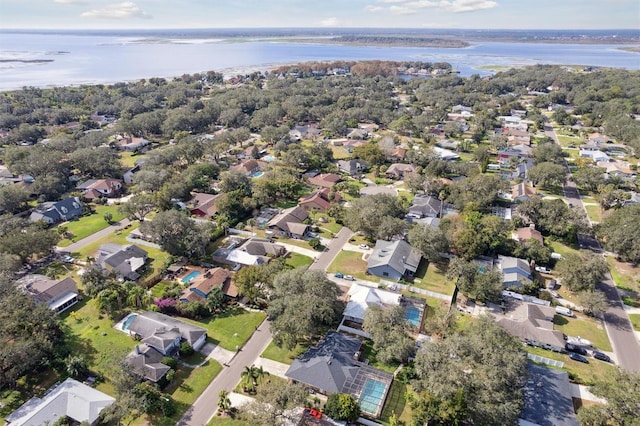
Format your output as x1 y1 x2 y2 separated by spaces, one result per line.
180 341 194 357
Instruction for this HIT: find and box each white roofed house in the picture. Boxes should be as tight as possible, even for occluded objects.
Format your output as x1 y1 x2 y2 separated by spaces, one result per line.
338 283 401 338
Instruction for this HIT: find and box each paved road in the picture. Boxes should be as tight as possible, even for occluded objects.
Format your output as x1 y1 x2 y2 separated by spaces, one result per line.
178 319 273 426
55 218 132 254
309 226 354 271
546 126 640 372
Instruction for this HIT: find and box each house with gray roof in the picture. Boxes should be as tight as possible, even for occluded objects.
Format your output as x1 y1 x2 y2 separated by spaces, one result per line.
126 311 207 352
497 255 532 288
126 343 172 384
337 159 368 176
266 205 310 239
285 331 394 418
29 197 84 225
519 364 579 426
367 240 422 281
495 299 565 349
5 378 115 426
408 194 443 218
96 243 148 281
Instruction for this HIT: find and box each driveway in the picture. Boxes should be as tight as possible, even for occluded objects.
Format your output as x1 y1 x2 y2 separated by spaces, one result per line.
546 127 640 373
309 227 354 271
177 319 273 426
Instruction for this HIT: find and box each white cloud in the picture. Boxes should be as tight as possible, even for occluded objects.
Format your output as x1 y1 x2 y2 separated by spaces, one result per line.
54 0 88 4
319 17 339 26
387 0 498 14
390 5 415 14
365 5 384 11
81 2 152 19
441 0 498 12
378 0 407 3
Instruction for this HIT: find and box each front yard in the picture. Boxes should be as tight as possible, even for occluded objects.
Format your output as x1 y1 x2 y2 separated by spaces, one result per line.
584 204 602 223
261 340 308 364
629 314 640 331
326 249 375 282
553 314 612 352
57 204 127 247
411 260 455 296
526 346 617 386
179 308 266 351
284 252 313 269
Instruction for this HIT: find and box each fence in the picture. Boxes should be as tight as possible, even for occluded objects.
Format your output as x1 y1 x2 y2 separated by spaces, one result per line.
527 353 564 368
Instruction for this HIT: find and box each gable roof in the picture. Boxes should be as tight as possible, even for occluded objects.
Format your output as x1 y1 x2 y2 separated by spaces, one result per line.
267 205 309 232
386 163 416 177
496 300 565 348
512 182 537 200
231 159 260 174
16 275 78 310
308 173 341 188
408 194 443 218
514 226 544 245
299 188 333 211
368 240 422 276
285 331 361 394
180 267 233 301
344 283 401 321
126 311 206 347
96 243 148 280
6 378 115 426
29 197 83 224
337 159 368 175
520 364 579 426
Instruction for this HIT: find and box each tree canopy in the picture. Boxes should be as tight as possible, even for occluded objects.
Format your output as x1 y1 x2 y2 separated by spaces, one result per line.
363 305 416 365
596 205 640 264
555 250 609 292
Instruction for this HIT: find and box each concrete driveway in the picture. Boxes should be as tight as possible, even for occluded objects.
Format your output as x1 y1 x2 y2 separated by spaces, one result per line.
309 227 354 271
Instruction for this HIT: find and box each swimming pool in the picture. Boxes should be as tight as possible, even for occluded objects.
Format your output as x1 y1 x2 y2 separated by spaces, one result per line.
359 378 387 415
262 155 275 162
252 171 264 178
121 313 138 331
405 306 421 326
181 270 201 284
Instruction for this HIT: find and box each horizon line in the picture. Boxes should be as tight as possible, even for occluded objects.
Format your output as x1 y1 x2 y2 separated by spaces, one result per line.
1 27 638 32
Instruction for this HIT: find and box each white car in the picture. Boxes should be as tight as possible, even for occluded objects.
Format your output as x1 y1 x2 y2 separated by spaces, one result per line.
535 266 552 274
344 275 356 281
358 244 370 250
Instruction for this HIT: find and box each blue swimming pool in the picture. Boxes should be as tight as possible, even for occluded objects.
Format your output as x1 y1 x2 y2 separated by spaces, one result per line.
359 378 387 415
405 306 421 326
252 171 264 178
121 313 138 331
262 155 275 162
181 270 201 284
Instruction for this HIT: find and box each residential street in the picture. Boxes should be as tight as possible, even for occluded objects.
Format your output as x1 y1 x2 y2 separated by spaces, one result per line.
309 226 354 271
546 127 640 372
55 218 132 254
177 319 273 426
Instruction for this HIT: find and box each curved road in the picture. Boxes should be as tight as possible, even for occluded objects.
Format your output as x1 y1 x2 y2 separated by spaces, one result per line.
545 126 640 372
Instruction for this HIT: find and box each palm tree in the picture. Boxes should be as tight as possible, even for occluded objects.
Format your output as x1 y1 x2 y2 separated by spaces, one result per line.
252 365 269 386
217 390 231 415
241 366 256 393
126 284 152 309
65 354 88 378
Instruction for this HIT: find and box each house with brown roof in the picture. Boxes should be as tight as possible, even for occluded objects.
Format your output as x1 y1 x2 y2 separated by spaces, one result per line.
298 188 337 213
513 225 544 245
76 178 123 200
512 182 537 202
597 160 636 180
179 267 237 302
16 275 79 313
266 205 310 239
385 163 416 179
231 159 261 176
307 173 341 188
188 192 221 218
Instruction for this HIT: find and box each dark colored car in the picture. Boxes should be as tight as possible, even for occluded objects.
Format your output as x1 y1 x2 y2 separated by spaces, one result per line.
569 352 589 363
565 343 588 355
593 351 612 363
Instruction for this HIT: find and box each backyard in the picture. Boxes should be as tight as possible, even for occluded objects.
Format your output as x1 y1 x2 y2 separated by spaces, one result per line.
179 308 266 351
411 260 455 296
57 204 127 247
380 380 411 425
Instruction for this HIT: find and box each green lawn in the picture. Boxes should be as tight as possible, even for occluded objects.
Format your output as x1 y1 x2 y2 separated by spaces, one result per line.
629 314 640 331
380 380 411 425
209 417 254 426
606 256 640 294
329 145 351 160
261 340 308 364
179 308 266 351
556 134 582 148
326 249 374 282
120 151 146 168
57 204 127 247
412 260 455 296
526 346 618 386
553 314 612 352
359 339 400 374
548 240 580 259
584 205 601 223
285 252 313 269
0 370 59 423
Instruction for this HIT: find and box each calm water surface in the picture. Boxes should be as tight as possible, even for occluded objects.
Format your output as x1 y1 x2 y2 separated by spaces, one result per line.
1 32 638 90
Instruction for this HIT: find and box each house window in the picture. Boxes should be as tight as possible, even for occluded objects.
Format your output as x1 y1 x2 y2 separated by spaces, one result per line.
383 272 389 277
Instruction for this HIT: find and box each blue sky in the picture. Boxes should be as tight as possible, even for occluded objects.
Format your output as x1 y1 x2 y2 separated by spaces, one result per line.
0 0 638 29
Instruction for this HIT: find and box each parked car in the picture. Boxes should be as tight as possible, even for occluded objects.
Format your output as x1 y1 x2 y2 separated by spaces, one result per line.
535 266 552 274
556 306 575 317
358 244 370 250
565 343 588 356
304 408 322 419
526 340 541 348
593 351 612 363
334 272 344 278
344 275 355 281
569 352 589 363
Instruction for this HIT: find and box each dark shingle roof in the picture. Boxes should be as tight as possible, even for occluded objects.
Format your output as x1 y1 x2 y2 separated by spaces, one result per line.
127 311 206 347
520 363 579 426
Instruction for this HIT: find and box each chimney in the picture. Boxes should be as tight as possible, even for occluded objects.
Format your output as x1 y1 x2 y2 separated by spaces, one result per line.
402 256 406 263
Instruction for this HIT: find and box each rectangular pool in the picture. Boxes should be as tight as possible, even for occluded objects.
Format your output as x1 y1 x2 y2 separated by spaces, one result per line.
359 378 387 415
405 306 421 326
181 270 201 284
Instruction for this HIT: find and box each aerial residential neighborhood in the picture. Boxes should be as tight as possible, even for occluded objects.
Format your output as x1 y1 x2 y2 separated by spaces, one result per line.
0 59 639 426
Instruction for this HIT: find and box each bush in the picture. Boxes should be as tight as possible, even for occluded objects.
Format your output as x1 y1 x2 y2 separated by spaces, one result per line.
323 393 360 422
180 341 194 357
162 356 178 370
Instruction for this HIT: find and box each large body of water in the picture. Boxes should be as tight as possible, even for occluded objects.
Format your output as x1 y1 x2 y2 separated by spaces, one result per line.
1 31 638 91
